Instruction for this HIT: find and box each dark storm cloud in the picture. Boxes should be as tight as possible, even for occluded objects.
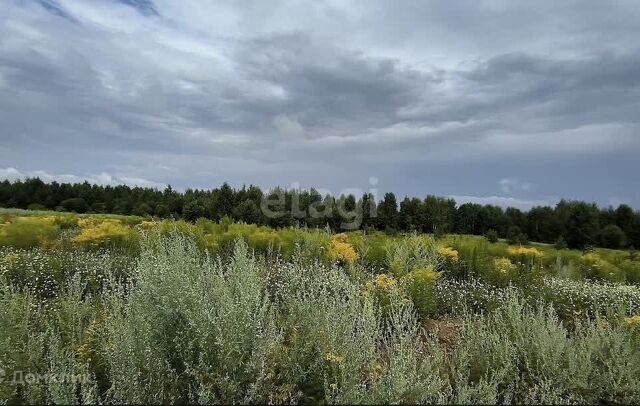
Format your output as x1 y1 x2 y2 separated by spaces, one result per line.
1 0 639 207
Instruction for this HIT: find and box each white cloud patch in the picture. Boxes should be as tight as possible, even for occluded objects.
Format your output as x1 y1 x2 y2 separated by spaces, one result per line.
449 195 557 211
0 167 164 188
498 178 533 194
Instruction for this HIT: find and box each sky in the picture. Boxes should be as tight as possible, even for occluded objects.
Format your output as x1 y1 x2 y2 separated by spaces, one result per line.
1 0 639 210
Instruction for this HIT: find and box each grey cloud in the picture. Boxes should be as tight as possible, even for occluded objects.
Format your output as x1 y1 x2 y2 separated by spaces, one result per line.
232 33 431 136
1 0 639 207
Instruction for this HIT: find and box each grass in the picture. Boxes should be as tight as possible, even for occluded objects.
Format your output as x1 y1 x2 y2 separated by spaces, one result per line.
1 210 640 403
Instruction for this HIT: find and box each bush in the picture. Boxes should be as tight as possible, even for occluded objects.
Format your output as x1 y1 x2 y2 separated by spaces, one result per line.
600 224 626 249
404 266 438 319
327 233 358 264
386 234 439 277
0 216 60 248
73 218 138 251
60 198 89 213
182 201 206 222
555 236 568 250
485 229 499 243
2 234 640 404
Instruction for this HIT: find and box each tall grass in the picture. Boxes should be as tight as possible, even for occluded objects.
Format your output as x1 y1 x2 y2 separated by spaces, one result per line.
1 234 640 404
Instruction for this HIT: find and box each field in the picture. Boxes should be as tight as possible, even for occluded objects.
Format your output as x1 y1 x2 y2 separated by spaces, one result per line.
2 208 640 404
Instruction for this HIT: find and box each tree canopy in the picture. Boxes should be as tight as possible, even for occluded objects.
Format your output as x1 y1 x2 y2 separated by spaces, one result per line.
2 178 639 249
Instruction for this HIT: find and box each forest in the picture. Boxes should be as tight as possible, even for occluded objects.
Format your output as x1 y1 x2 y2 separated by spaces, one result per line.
1 177 639 249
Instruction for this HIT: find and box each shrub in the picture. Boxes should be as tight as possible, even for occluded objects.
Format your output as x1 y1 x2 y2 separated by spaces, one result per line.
554 236 568 250
73 219 138 251
60 198 89 213
485 229 499 243
386 234 439 278
328 233 358 264
578 252 622 282
506 245 543 260
0 216 60 248
2 233 640 404
404 266 439 319
600 224 626 249
364 273 405 314
450 294 640 404
437 246 459 262
182 201 206 222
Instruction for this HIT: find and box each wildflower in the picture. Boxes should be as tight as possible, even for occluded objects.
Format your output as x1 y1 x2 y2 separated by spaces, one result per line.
373 273 397 290
369 360 384 381
623 315 640 328
325 352 344 364
327 234 358 264
581 253 599 263
494 257 514 274
74 219 133 245
437 246 459 261
507 246 543 258
137 220 156 230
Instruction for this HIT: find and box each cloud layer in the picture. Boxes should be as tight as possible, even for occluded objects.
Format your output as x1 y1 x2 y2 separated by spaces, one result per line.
1 0 639 207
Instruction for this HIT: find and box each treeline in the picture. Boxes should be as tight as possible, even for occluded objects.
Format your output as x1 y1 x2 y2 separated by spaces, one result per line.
1 178 640 249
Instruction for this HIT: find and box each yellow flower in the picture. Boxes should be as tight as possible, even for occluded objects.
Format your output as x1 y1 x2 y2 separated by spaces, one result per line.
373 273 397 290
507 246 543 258
138 220 155 230
74 219 133 245
325 352 344 364
369 360 384 381
328 234 358 264
332 233 349 243
623 315 640 328
437 246 459 261
581 253 599 263
494 257 514 274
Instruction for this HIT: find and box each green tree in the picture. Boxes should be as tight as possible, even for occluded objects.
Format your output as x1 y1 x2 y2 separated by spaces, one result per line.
557 201 600 249
378 192 398 231
485 229 499 243
183 201 206 222
456 203 483 235
133 203 153 217
600 224 625 249
399 197 422 231
233 200 261 224
60 197 88 213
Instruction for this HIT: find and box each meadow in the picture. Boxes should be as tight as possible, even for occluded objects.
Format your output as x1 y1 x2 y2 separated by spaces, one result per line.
2 208 640 404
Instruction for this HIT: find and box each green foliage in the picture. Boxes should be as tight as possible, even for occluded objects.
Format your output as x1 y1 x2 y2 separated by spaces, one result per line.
0 216 60 248
1 178 640 251
554 236 568 250
1 233 640 404
60 198 89 214
485 229 499 243
182 201 206 222
404 266 438 319
601 224 625 249
385 234 439 277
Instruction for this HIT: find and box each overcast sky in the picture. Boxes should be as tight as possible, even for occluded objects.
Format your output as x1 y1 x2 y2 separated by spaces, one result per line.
1 0 639 210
